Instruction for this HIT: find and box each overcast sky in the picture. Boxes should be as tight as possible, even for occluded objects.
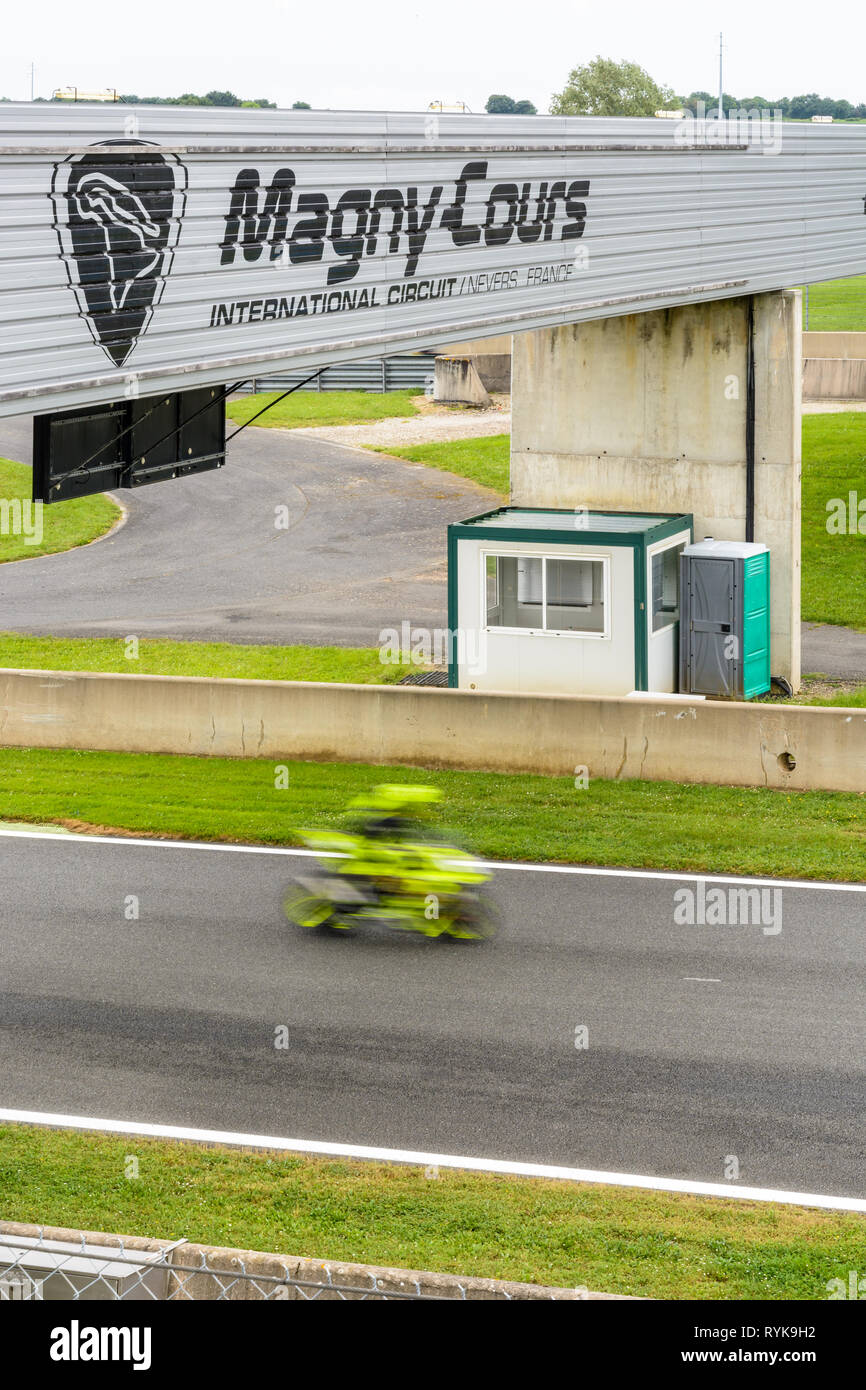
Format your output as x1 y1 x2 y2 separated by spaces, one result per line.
1 0 861 111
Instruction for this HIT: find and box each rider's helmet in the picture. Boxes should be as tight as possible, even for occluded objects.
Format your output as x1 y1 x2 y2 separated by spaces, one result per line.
349 784 442 840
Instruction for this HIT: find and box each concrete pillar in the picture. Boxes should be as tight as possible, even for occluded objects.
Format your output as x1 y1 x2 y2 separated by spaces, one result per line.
511 291 802 688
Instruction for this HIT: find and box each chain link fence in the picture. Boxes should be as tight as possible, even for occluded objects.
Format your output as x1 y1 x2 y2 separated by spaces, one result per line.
0 1227 585 1301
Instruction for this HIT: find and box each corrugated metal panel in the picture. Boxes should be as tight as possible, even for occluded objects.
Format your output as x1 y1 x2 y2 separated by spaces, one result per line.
1 106 865 418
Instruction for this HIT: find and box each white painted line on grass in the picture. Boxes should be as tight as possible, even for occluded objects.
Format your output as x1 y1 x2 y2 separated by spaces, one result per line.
2 826 865 893
2 1108 864 1213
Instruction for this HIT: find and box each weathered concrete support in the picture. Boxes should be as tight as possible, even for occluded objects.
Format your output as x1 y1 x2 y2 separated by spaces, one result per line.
511 292 802 688
433 356 491 406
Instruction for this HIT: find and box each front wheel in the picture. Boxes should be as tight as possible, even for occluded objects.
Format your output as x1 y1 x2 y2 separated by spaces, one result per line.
443 896 497 941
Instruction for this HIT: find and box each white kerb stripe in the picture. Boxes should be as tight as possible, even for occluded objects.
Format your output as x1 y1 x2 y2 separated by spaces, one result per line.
0 828 864 892
1 1109 864 1214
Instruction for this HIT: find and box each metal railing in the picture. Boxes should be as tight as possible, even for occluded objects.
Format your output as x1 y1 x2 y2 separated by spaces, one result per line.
242 353 438 396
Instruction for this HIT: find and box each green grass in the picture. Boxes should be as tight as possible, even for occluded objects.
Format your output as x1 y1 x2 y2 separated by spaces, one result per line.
373 434 510 495
0 458 120 564
806 686 866 706
1 1125 863 1299
760 687 866 707
226 389 420 430
0 748 863 881
805 276 866 331
0 633 413 685
802 413 866 629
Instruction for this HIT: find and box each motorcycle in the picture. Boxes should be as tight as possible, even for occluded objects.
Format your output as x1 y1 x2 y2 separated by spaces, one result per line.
283 827 496 941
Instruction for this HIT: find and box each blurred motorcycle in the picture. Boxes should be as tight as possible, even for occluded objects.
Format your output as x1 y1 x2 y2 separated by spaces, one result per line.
282 785 496 941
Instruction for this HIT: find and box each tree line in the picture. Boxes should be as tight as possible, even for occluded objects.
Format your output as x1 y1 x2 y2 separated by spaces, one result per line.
495 59 866 120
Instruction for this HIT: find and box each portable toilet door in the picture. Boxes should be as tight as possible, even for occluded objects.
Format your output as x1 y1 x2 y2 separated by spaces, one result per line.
679 540 770 699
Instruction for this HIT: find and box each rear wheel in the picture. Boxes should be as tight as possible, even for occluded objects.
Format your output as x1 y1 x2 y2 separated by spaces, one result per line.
283 888 340 933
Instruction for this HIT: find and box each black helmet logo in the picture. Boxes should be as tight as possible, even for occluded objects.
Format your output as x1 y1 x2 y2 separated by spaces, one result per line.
51 141 187 367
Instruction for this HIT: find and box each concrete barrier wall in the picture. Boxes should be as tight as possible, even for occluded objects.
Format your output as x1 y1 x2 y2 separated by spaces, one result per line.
803 357 866 399
803 332 866 360
1 668 864 793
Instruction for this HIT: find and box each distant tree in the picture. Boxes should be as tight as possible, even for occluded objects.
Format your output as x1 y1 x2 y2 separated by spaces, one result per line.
681 90 713 115
788 93 823 119
485 93 536 114
292 100 312 109
551 57 677 117
114 90 274 108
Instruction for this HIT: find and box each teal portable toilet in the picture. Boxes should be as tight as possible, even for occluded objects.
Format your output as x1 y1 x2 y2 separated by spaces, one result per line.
679 540 771 699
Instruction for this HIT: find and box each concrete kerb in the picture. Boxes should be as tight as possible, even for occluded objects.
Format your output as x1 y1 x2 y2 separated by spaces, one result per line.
0 1221 607 1300
1 667 865 793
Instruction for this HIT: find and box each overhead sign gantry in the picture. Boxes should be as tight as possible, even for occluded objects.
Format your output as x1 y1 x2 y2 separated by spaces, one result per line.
0 104 864 497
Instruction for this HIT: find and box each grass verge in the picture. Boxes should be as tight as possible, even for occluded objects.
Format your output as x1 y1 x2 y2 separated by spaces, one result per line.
0 459 120 564
1 1125 862 1299
0 748 863 881
372 434 510 495
0 633 412 684
805 276 866 331
802 412 866 630
226 388 420 430
758 678 866 708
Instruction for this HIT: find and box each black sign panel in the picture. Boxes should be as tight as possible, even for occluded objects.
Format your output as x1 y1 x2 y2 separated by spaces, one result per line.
32 387 226 504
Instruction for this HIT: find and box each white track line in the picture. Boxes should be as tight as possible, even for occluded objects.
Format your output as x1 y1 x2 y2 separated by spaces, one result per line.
1 826 864 892
1 1108 863 1213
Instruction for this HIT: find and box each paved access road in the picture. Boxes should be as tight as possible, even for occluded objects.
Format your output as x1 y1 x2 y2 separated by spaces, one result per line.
3 412 864 674
1 832 863 1197
0 414 490 648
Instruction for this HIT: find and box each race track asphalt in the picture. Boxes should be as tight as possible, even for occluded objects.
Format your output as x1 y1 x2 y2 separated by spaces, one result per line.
1 832 863 1197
